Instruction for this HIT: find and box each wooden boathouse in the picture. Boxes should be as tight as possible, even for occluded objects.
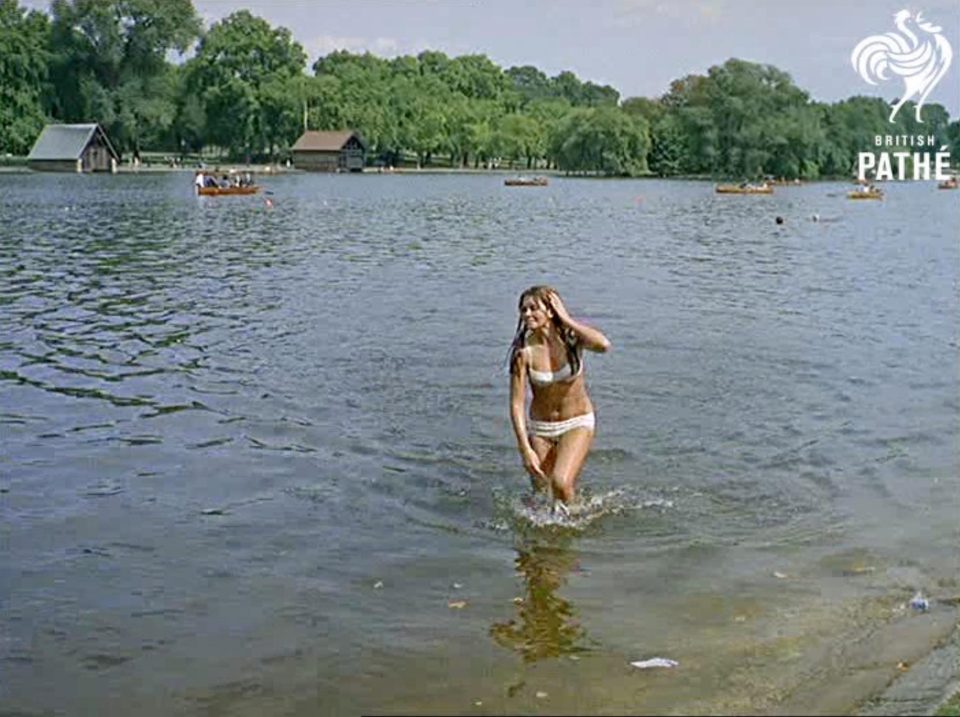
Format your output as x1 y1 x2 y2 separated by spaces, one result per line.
291 130 366 172
27 123 119 173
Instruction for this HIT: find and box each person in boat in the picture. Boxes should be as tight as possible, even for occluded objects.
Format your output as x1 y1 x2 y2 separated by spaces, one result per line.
508 286 611 511
194 171 205 193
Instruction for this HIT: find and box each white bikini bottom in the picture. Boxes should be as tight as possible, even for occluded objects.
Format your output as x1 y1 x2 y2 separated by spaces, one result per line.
528 412 595 442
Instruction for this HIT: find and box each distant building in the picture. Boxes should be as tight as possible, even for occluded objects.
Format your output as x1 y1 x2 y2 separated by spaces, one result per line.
291 130 366 172
27 123 119 173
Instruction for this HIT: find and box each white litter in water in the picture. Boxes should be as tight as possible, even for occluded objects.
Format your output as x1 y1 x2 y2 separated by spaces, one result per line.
638 499 674 509
630 657 679 669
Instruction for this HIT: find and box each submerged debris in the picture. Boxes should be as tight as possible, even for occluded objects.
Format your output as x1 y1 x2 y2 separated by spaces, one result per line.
842 565 876 576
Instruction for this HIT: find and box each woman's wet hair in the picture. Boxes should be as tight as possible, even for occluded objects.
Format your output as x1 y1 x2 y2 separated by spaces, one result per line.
508 286 581 376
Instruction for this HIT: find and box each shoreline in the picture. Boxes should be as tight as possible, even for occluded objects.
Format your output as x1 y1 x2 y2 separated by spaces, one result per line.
0 158 855 181
857 621 960 716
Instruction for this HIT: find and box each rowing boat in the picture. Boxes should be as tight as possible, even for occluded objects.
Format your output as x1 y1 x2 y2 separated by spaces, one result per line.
847 189 883 200
197 185 261 196
715 184 773 194
505 176 548 187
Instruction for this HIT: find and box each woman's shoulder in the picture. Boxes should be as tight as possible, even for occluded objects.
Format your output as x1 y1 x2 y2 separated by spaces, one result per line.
520 343 542 364
510 342 530 372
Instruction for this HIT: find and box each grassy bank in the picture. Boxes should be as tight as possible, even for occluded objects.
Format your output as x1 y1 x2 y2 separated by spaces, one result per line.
0 155 27 167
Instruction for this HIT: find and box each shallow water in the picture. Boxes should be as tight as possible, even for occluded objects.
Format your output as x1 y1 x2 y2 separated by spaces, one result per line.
1 173 957 715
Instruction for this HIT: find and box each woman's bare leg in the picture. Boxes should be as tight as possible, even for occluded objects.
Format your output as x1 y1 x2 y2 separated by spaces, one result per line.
549 428 594 504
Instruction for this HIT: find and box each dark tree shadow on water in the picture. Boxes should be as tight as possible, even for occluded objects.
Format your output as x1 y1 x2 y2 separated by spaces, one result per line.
489 536 593 662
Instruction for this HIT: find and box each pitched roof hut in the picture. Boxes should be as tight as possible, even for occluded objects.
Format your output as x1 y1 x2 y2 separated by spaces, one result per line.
291 130 366 172
27 123 119 173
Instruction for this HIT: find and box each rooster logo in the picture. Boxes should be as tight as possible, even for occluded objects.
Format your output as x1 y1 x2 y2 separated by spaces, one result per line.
851 10 952 123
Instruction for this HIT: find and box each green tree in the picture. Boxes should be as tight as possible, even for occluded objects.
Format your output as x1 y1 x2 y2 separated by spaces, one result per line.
311 51 397 160
621 96 665 126
305 74 346 131
550 70 618 107
171 66 205 154
527 98 572 169
946 120 960 163
553 106 649 175
49 0 200 156
656 59 833 178
506 65 550 107
649 115 684 176
0 0 50 154
818 97 892 176
188 10 306 160
497 113 543 169
448 54 509 101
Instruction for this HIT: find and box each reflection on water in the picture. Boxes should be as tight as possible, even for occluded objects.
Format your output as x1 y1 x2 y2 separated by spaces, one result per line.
490 536 591 662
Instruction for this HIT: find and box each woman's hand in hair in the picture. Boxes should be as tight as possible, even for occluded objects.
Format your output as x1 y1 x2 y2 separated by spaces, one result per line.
546 290 573 326
547 290 611 353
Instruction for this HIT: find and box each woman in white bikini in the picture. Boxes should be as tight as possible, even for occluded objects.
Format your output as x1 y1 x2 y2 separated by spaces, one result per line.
508 286 611 510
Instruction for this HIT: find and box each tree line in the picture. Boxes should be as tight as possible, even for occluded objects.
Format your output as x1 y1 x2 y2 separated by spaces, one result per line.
2 0 959 177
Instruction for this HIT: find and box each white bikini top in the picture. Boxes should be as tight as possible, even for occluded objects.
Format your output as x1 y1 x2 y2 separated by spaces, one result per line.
525 346 582 386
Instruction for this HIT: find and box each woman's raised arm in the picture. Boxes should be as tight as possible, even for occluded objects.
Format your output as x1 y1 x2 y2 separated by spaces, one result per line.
546 291 611 353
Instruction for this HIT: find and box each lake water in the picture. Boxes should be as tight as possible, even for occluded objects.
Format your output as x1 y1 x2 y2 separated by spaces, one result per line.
1 173 957 715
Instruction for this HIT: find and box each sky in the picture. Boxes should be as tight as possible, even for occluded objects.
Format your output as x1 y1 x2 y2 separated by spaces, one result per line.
24 0 960 117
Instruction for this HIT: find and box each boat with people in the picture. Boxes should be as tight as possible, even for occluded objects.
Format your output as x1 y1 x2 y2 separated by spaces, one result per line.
197 185 261 196
715 182 773 194
848 185 883 200
937 176 958 189
504 176 549 187
194 169 260 196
